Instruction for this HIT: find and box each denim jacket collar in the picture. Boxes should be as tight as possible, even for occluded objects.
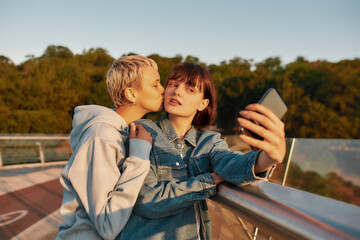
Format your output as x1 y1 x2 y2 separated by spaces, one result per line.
159 115 197 147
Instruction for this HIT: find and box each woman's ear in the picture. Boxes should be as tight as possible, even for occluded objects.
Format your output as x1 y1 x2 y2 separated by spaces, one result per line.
197 99 209 112
124 87 138 104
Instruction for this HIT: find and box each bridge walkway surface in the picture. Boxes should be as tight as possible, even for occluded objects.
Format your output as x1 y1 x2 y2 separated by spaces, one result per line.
0 166 240 240
0 165 233 240
2 164 359 240
0 166 63 240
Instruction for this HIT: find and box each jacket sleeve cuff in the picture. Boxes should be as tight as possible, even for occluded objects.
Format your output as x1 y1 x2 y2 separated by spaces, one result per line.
252 150 276 179
129 139 152 160
198 173 217 197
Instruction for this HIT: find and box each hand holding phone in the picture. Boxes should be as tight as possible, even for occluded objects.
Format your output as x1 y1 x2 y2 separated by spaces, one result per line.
239 88 287 140
237 88 287 170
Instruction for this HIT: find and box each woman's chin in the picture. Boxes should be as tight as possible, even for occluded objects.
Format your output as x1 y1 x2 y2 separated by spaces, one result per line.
164 105 177 114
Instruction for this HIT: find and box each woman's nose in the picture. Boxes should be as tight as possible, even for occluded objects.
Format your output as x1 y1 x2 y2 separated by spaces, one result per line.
174 86 182 96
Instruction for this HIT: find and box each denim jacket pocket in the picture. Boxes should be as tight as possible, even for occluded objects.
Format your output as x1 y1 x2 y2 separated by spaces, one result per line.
153 149 188 181
191 155 211 174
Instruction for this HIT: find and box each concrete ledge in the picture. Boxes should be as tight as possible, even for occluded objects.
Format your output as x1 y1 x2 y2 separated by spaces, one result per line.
0 161 67 172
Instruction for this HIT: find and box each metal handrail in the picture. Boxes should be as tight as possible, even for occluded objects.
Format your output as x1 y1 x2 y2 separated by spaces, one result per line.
211 181 360 240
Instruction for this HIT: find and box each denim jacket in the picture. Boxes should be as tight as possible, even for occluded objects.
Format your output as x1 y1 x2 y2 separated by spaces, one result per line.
116 115 272 240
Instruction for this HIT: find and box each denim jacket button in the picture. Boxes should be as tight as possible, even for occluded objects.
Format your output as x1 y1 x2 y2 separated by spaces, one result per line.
176 162 180 166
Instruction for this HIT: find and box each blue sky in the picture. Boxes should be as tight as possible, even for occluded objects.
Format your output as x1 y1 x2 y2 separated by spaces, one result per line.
0 0 359 65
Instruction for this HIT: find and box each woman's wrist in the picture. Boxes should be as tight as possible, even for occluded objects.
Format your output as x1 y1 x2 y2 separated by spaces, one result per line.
210 172 225 185
254 150 277 174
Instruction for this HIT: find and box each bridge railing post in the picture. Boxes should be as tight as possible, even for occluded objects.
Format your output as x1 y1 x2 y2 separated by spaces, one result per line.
36 141 45 164
0 144 3 167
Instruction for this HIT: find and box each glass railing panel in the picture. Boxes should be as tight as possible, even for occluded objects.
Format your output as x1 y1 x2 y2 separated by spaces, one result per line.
1 141 40 165
41 139 72 162
0 135 71 166
285 138 360 206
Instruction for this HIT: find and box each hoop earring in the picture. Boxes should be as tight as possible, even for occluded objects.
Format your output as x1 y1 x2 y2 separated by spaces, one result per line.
132 101 137 106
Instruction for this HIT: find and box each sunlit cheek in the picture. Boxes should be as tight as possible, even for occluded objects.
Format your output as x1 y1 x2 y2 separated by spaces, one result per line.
164 93 171 101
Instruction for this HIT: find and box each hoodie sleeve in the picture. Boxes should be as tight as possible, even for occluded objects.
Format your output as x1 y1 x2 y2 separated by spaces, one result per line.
67 136 151 240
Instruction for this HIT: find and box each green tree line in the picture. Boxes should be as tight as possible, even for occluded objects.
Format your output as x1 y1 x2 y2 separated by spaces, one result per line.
0 45 359 138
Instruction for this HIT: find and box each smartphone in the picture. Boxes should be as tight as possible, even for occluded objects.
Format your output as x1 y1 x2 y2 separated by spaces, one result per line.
239 88 287 140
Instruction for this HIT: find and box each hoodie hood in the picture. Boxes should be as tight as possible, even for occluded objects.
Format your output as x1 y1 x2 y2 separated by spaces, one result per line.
70 105 128 151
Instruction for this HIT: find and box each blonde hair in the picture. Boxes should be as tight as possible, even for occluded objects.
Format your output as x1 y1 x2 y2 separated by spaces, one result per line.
106 55 158 107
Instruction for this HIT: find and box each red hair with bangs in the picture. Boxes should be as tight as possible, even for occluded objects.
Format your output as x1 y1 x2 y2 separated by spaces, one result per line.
166 62 217 128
